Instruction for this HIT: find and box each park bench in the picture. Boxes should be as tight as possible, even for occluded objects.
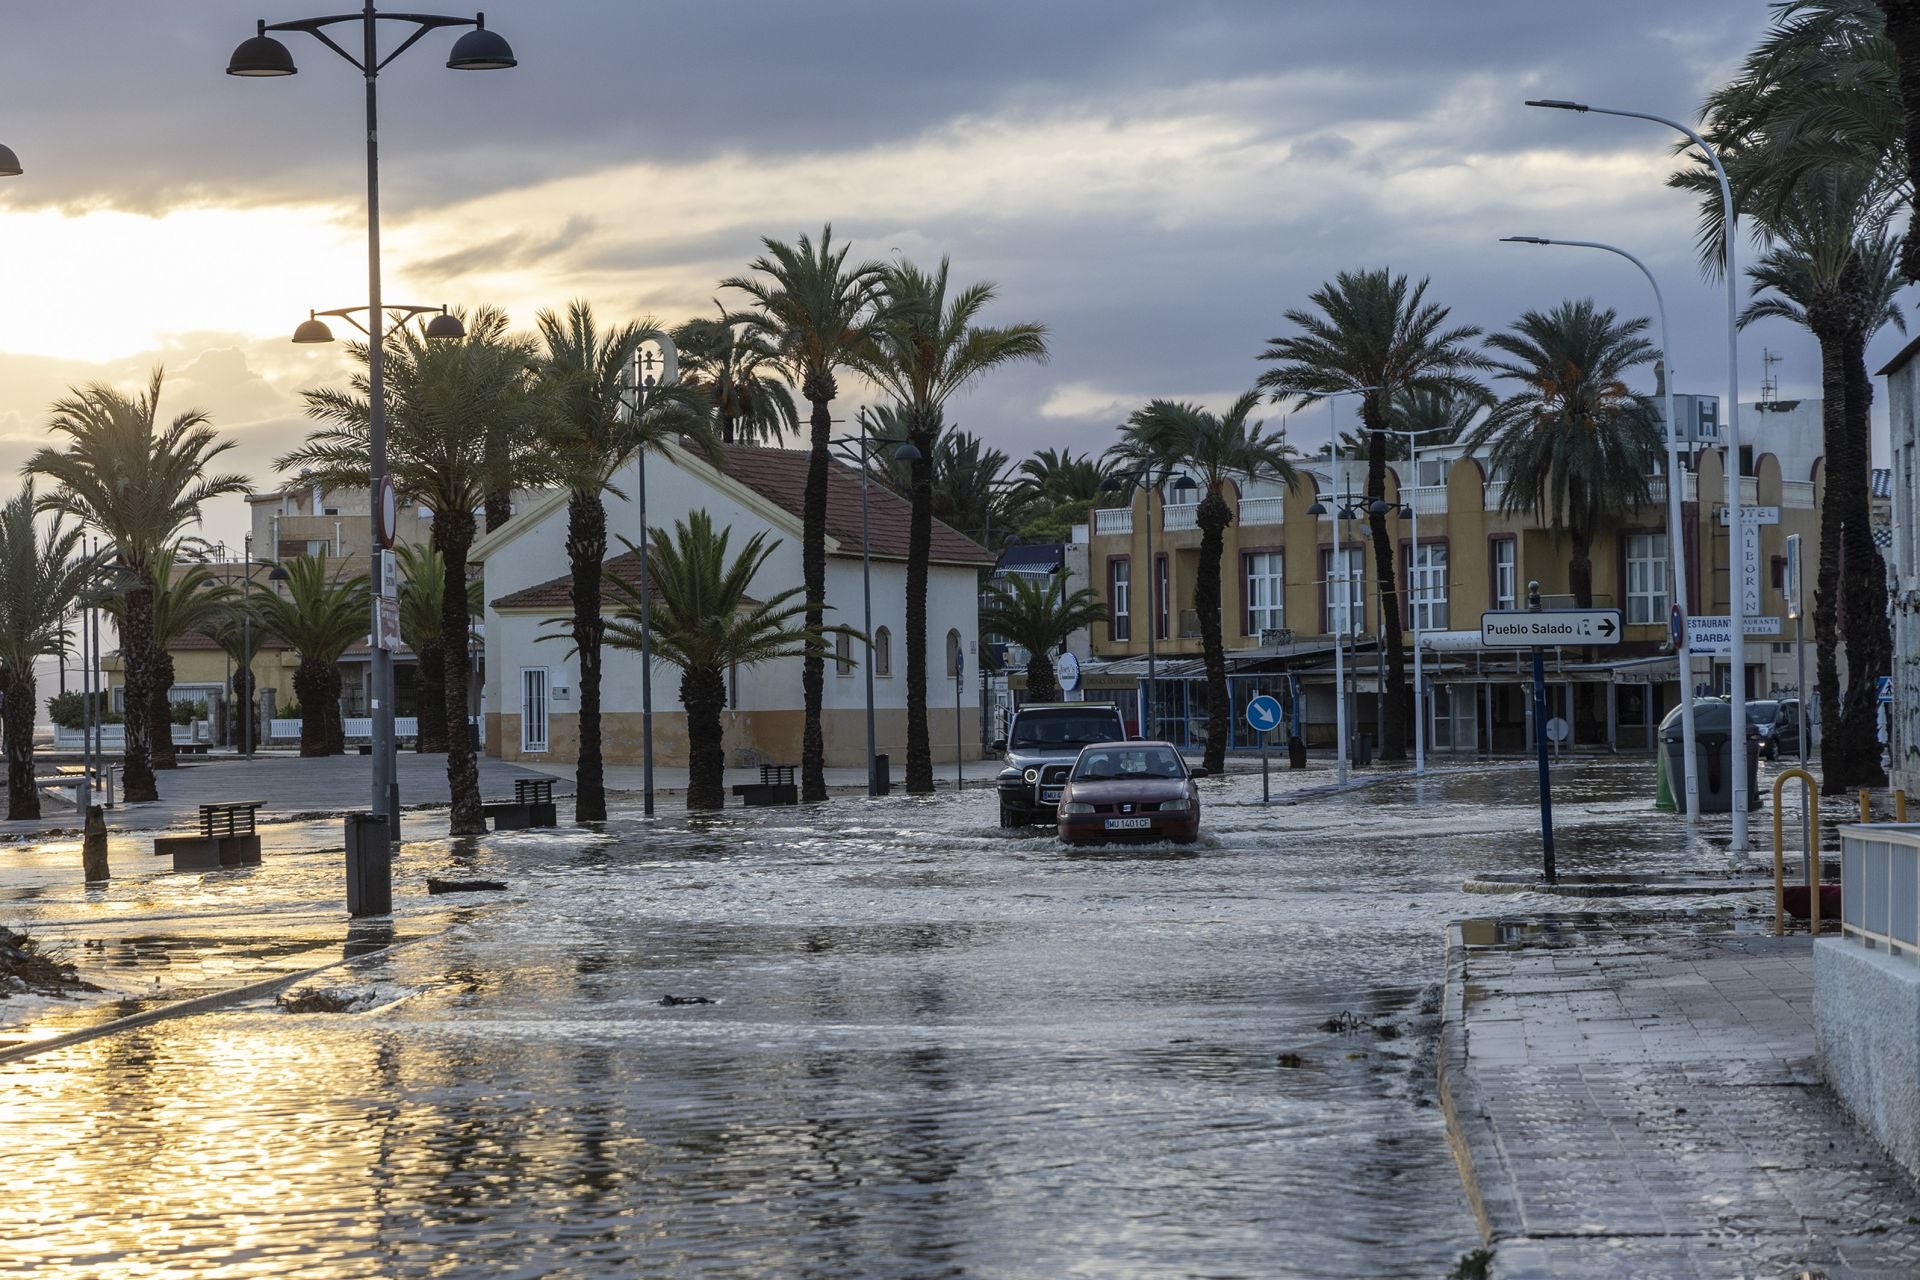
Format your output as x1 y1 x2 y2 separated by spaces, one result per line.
732 763 798 807
481 777 558 831
153 801 264 871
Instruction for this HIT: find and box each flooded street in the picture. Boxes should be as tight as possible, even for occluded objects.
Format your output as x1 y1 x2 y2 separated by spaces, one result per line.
0 760 1755 1278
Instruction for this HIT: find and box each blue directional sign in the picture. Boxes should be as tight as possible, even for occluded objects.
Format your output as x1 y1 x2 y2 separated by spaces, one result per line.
1245 694 1284 735
1880 675 1894 705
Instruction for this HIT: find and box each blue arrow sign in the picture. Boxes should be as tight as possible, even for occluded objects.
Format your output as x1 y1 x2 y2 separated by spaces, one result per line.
1246 694 1283 735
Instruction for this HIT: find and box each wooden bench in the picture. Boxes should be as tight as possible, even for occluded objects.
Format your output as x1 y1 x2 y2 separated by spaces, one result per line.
481 777 559 831
732 764 799 807
154 801 264 871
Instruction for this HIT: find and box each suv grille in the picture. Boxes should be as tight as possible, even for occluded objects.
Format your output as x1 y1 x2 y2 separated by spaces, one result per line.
1040 764 1073 787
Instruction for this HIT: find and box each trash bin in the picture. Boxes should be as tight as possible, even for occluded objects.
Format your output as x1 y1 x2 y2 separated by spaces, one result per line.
1351 732 1373 767
872 752 891 796
1659 699 1761 814
344 812 392 917
1288 735 1308 770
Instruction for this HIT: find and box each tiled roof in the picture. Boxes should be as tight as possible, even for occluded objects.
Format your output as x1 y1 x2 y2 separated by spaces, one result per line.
1874 467 1893 499
493 549 664 612
714 444 993 566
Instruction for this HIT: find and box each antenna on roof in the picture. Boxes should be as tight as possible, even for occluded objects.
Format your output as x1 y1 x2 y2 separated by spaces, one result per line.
1759 348 1781 408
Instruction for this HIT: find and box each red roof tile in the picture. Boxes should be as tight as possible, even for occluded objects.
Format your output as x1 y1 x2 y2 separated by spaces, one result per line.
492 549 663 612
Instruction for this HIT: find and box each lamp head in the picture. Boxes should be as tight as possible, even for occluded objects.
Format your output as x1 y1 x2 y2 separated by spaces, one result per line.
291 312 334 344
0 143 20 177
1367 498 1391 516
1098 475 1127 494
1171 475 1198 496
894 441 923 464
447 14 517 70
1500 235 1551 245
1525 98 1588 112
227 22 298 76
424 308 466 341
1306 500 1328 516
267 565 291 583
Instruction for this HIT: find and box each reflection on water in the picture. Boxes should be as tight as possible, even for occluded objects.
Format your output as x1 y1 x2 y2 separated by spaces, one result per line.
0 760 1744 1278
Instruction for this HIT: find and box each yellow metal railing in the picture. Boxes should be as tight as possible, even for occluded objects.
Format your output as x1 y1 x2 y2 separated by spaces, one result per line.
1772 769 1820 937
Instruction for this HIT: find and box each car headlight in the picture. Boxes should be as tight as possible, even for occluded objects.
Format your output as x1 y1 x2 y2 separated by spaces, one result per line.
1157 797 1190 812
1023 768 1040 783
1061 801 1094 815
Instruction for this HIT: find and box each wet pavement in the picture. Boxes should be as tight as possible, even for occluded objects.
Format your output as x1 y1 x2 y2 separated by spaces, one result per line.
0 757 1771 1278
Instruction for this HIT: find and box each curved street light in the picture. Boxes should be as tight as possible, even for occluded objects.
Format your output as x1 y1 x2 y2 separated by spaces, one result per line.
292 303 464 345
0 142 20 178
230 3 514 853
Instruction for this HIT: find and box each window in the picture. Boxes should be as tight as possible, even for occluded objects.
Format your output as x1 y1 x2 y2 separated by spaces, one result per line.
874 626 892 677
836 630 854 676
1625 533 1668 625
1155 555 1169 640
1409 543 1449 631
1322 546 1364 635
1244 551 1284 635
520 668 549 753
1416 457 1448 488
1108 558 1131 642
1491 538 1516 611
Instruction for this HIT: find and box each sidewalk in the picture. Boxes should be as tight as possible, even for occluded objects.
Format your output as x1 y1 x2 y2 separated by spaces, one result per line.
1441 914 1920 1277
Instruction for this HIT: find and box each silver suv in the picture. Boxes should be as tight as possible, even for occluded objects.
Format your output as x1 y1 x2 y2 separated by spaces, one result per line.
993 702 1129 828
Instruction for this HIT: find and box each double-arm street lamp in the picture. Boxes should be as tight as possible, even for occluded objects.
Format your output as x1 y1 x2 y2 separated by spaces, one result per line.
1303 388 1381 785
1099 466 1195 740
833 411 922 796
616 337 685 818
1526 97 1748 847
1500 234 1701 822
230 3 515 842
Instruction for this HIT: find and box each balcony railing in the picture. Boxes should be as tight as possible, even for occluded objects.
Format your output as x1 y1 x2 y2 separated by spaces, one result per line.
1484 480 1507 512
1163 502 1199 532
1782 480 1815 510
1238 496 1286 526
1410 485 1447 516
1092 507 1133 535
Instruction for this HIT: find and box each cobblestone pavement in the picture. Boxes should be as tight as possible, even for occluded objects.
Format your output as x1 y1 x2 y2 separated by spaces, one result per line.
1442 916 1920 1278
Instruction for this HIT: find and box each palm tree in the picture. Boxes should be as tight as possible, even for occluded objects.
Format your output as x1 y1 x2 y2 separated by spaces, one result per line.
860 257 1049 793
605 511 821 810
1877 0 1920 274
1469 301 1665 610
396 543 480 753
284 306 537 832
24 368 249 802
867 417 1022 547
1257 270 1488 761
0 486 96 819
130 553 233 769
672 303 800 446
533 301 718 823
1737 186 1907 792
724 226 886 802
251 553 369 758
1011 447 1113 545
1112 393 1297 773
977 573 1107 703
197 602 260 750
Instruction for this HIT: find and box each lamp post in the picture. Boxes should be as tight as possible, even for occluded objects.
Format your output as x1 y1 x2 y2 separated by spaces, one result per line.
231 3 515 842
1500 234 1701 822
833 412 922 796
1379 424 1458 778
1100 466 1194 742
1304 388 1380 784
615 337 681 818
1526 97 1747 847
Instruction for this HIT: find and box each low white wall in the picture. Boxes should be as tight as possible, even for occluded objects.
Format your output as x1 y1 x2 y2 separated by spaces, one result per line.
1816 936 1920 1178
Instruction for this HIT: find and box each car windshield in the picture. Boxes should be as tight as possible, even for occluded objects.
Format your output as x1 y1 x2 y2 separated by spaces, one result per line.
1010 713 1122 749
1746 701 1779 725
1072 745 1185 781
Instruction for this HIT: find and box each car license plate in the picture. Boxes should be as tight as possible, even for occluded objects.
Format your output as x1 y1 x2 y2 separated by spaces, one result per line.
1103 817 1151 830
1041 788 1062 802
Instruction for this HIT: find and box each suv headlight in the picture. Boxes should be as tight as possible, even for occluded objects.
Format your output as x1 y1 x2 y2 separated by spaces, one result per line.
1023 768 1040 783
1061 801 1094 815
1157 797 1190 812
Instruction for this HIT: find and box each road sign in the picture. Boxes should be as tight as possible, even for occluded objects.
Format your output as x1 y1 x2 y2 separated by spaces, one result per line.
1685 614 1782 656
1717 505 1781 525
1880 675 1894 705
374 595 402 652
1245 694 1283 735
1670 604 1683 649
1055 650 1078 692
1481 609 1623 647
1546 717 1570 743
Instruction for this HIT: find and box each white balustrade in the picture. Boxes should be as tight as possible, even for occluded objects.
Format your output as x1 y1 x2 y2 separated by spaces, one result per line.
1411 485 1447 516
1092 507 1133 535
1483 480 1508 512
1162 503 1199 532
1237 496 1287 526
1841 823 1920 959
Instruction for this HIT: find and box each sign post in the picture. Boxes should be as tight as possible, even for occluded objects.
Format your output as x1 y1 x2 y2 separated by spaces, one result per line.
1246 693 1284 804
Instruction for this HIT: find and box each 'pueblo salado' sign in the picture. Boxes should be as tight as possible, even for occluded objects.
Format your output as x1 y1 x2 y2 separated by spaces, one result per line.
1480 609 1623 648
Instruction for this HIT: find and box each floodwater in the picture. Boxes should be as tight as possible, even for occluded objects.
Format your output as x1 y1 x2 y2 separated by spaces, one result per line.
0 759 1758 1278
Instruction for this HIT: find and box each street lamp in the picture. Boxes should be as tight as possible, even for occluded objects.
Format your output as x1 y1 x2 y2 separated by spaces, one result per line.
230 3 515 842
1379 423 1458 778
616 337 682 818
1527 97 1749 846
1100 465 1194 741
1306 387 1381 785
0 141 20 178
1500 234 1701 823
833 411 922 796
292 303 464 345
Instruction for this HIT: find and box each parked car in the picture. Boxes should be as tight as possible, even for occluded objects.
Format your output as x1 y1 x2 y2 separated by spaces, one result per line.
1747 698 1803 760
994 702 1130 828
1055 740 1206 845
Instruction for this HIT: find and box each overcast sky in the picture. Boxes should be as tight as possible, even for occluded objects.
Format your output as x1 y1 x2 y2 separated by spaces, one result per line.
0 0 1884 550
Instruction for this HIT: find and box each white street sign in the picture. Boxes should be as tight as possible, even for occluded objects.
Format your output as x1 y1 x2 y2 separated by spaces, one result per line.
1481 609 1623 647
1686 614 1781 656
1717 505 1781 525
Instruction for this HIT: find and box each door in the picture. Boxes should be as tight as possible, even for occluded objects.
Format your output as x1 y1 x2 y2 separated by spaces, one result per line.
521 667 549 753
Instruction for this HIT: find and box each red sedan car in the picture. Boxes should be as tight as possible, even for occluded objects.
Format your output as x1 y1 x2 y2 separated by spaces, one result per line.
1055 741 1206 845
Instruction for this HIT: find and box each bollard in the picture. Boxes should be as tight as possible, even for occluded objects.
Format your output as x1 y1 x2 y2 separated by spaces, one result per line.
1901 790 1910 822
81 804 108 883
1861 790 1873 824
344 812 392 917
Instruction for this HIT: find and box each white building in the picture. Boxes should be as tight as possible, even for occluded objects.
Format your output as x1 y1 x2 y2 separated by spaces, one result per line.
474 442 994 768
1882 344 1920 794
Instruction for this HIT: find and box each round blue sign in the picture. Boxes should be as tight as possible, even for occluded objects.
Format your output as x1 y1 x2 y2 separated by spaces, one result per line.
1245 694 1284 735
1670 604 1684 649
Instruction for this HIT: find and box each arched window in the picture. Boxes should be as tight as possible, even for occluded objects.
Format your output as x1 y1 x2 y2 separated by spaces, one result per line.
874 626 892 677
946 629 964 678
835 629 854 676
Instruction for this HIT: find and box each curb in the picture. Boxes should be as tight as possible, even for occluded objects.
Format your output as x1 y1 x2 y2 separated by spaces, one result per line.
1435 921 1520 1255
0 928 437 1067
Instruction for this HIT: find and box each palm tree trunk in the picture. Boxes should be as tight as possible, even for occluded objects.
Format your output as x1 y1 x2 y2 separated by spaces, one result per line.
1196 491 1231 774
1813 321 1854 794
415 639 448 751
1364 421 1408 761
294 657 330 758
230 664 255 753
1878 0 1920 280
484 491 513 533
149 649 177 769
1837 322 1892 788
682 666 728 809
5 667 39 821
1569 525 1595 610
568 489 608 822
1025 652 1059 702
905 422 938 794
119 583 158 801
800 372 834 803
437 510 486 834
325 668 345 755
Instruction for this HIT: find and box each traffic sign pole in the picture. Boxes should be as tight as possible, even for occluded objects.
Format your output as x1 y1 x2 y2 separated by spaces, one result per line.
1245 693 1284 805
1526 584 1556 881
